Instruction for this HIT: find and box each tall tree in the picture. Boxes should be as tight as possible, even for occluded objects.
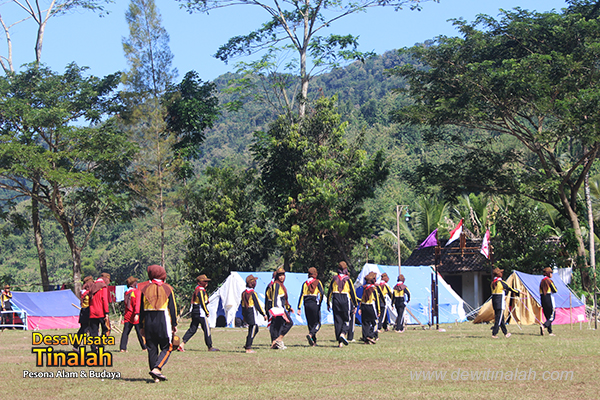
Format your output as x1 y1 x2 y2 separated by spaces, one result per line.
393 3 600 288
252 96 389 273
0 64 139 295
122 0 178 268
0 0 111 73
0 0 111 291
178 0 436 117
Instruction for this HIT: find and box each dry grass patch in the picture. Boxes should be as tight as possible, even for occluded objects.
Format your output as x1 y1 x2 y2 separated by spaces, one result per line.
0 321 598 399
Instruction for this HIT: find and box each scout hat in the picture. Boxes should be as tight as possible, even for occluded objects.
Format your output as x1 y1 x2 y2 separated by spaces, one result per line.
126 276 138 287
246 275 257 286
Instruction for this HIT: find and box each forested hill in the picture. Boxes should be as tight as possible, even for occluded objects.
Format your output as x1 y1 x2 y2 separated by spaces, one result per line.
0 50 422 290
197 50 411 169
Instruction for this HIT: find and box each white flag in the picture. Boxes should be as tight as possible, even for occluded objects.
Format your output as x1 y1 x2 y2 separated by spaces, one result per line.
480 229 490 259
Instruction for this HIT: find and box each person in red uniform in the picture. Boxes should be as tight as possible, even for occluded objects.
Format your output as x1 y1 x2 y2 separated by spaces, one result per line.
241 274 267 353
539 267 558 336
89 273 110 352
179 274 219 352
120 276 147 352
139 265 178 382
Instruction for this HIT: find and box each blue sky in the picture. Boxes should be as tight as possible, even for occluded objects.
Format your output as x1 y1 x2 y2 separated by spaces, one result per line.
1 0 568 81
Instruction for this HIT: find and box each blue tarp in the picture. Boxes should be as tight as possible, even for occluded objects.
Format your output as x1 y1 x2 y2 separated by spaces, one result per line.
12 290 80 317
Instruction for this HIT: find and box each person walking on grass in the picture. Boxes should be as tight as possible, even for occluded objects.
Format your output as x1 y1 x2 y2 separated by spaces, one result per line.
179 274 219 352
1 284 13 329
269 267 294 349
391 274 411 333
120 276 147 352
327 261 358 347
376 273 393 334
491 268 520 339
297 267 325 346
241 275 267 353
73 276 94 350
89 273 110 352
359 272 381 344
139 265 178 383
539 267 558 337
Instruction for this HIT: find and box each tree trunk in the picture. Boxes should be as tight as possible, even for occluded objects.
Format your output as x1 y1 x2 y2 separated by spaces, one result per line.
55 207 83 297
559 188 591 290
70 244 83 298
31 184 50 292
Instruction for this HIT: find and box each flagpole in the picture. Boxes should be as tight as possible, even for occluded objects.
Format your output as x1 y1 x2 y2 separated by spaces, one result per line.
396 205 408 276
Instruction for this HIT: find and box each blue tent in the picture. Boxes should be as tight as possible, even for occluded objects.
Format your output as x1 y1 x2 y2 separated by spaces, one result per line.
10 290 80 330
206 266 467 328
356 264 467 325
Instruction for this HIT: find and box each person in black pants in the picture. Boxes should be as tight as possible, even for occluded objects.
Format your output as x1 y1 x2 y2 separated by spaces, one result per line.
297 267 324 346
269 267 294 349
241 275 267 353
1 284 13 329
327 262 358 347
391 274 411 333
179 274 219 352
539 267 558 336
358 272 381 344
139 265 178 382
490 268 519 339
119 276 147 352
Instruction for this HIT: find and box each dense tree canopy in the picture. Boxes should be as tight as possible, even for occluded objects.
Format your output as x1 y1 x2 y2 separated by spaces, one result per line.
0 64 140 294
393 3 600 288
253 96 389 275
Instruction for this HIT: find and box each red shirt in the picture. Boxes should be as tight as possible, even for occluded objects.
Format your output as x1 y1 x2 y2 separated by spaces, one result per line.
123 287 141 324
89 280 109 319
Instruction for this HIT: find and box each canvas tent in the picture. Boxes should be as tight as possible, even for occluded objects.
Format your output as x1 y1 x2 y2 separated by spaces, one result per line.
472 271 587 325
355 264 468 325
10 290 80 330
206 271 334 328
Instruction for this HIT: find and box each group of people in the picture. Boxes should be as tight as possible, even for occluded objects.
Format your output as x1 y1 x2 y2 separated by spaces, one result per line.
70 261 559 383
74 273 113 352
489 266 557 338
74 267 177 383
234 261 412 352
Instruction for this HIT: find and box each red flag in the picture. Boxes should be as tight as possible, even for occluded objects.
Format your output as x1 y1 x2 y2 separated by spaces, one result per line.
480 229 490 259
445 219 463 246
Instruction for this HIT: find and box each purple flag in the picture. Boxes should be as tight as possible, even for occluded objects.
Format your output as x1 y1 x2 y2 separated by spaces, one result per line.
418 229 438 249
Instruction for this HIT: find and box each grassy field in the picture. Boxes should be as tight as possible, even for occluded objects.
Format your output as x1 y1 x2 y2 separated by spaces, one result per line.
1 321 599 399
